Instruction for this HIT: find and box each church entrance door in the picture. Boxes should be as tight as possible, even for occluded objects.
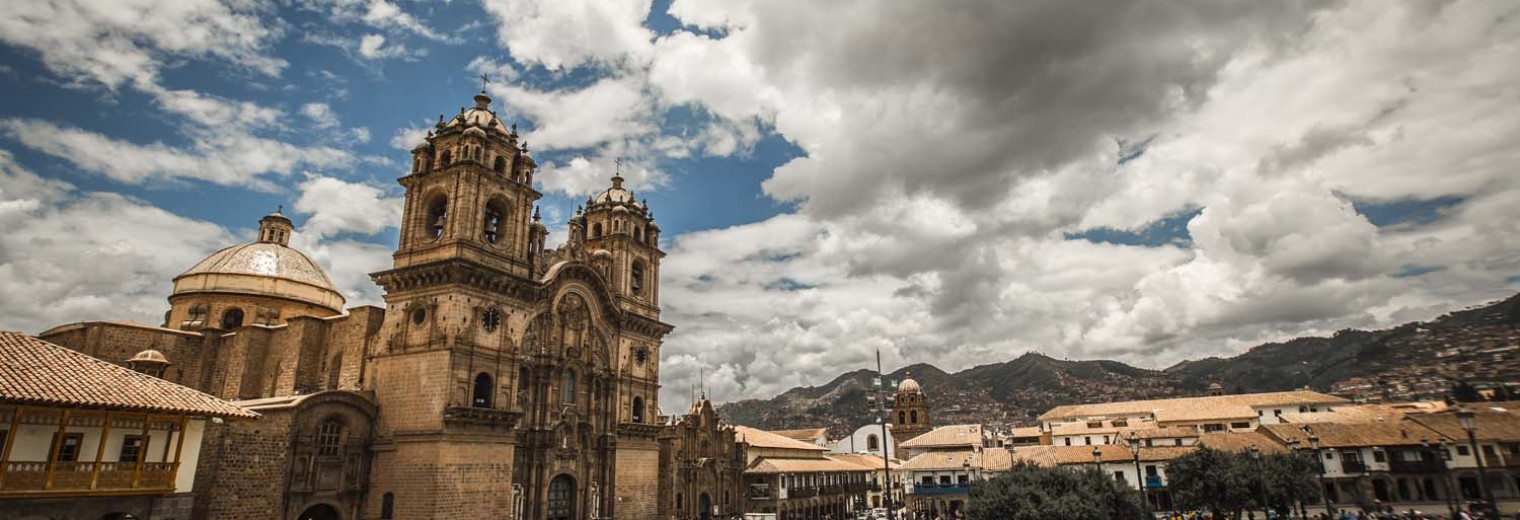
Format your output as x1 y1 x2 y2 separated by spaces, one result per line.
296 504 340 520
548 475 576 520
699 492 712 520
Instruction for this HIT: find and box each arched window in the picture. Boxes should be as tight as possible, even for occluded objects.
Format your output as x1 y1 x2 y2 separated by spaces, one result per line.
440 150 452 165
473 146 482 160
561 369 576 404
473 373 493 408
910 410 918 424
636 226 644 243
898 411 906 424
220 308 244 329
493 156 507 174
632 396 645 423
867 434 879 451
426 196 448 239
317 420 343 457
592 223 603 238
517 368 530 408
483 201 505 244
381 493 395 519
631 261 645 295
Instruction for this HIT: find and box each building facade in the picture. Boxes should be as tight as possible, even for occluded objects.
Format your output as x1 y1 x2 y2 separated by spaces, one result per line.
658 397 746 520
28 90 683 520
891 374 932 447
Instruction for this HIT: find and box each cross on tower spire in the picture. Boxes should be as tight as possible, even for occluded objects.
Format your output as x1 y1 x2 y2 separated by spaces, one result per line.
478 73 490 93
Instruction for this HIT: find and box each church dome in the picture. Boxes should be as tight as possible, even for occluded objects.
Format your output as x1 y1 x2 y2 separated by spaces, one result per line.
129 349 169 365
592 175 636 205
170 211 345 315
898 374 922 394
443 93 511 134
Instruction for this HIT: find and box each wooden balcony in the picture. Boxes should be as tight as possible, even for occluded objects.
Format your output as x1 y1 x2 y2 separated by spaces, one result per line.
0 461 177 497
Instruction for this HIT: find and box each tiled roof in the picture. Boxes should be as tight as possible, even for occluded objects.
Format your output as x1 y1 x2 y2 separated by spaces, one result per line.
900 449 1013 471
771 427 829 443
735 426 830 451
1009 426 1043 438
898 424 985 449
1009 444 1194 467
825 453 899 471
1279 404 1416 425
1259 421 1448 448
1039 391 1348 422
747 456 870 474
0 331 256 418
1197 431 1288 454
1408 409 1520 442
1156 404 1257 423
1119 426 1198 439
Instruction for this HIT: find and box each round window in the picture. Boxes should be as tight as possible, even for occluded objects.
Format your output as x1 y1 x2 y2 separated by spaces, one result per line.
634 347 649 365
411 307 427 325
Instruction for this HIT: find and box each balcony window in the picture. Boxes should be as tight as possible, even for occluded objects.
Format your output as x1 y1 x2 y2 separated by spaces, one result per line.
49 432 83 462
119 435 148 462
1457 446 1471 456
317 420 343 457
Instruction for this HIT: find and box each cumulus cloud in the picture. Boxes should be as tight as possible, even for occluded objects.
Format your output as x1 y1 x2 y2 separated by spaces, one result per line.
0 149 234 333
293 174 404 239
0 118 349 190
478 0 655 70
627 0 1520 410
0 0 285 89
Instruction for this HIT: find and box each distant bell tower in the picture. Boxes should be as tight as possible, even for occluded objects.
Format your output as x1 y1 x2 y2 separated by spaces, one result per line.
892 372 932 444
569 163 664 319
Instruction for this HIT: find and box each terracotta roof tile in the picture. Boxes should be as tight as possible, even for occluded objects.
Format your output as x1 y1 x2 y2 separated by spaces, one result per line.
1008 445 1194 467
1408 409 1520 442
771 427 829 443
1197 431 1288 454
1039 391 1348 422
0 331 256 418
735 426 830 451
1259 421 1448 448
900 449 1012 471
898 424 985 449
747 457 871 474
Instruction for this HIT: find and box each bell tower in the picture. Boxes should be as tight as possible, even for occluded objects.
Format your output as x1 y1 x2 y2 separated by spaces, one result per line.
394 90 542 278
366 90 541 519
571 168 664 320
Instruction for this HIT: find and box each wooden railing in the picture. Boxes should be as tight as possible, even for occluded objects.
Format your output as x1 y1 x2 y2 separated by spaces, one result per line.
0 461 177 495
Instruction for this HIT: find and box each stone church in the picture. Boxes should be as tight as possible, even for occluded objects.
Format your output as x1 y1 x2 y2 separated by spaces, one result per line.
34 90 742 520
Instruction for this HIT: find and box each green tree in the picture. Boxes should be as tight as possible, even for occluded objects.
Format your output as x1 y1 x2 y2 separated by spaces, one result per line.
968 461 1143 520
1452 380 1484 403
1168 448 1322 517
1167 448 1256 517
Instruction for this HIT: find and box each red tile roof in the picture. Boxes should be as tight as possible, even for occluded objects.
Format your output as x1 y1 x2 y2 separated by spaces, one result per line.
0 331 256 418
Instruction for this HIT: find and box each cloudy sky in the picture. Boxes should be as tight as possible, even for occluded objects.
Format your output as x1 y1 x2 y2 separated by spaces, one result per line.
1 0 1517 413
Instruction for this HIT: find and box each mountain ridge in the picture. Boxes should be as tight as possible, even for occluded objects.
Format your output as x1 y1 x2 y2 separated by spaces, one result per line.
718 293 1520 437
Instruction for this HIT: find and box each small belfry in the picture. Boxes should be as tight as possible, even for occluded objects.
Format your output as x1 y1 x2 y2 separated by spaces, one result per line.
892 371 933 445
568 159 664 319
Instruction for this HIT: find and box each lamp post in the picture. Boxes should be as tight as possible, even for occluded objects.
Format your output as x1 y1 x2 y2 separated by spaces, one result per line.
1095 445 1104 465
1250 445 1268 518
870 349 897 520
1129 432 1151 519
1309 433 1335 517
1457 407 1501 520
1423 438 1460 520
1287 439 1307 520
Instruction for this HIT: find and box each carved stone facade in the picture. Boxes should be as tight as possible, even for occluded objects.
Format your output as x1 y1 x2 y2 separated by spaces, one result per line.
35 91 682 520
659 397 746 520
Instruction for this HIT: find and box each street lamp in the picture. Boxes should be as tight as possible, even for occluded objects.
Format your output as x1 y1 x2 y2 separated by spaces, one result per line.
870 349 897 520
1422 438 1460 520
1250 445 1268 517
1287 439 1307 520
1094 445 1104 465
1457 407 1500 520
1309 433 1334 516
1129 431 1150 519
